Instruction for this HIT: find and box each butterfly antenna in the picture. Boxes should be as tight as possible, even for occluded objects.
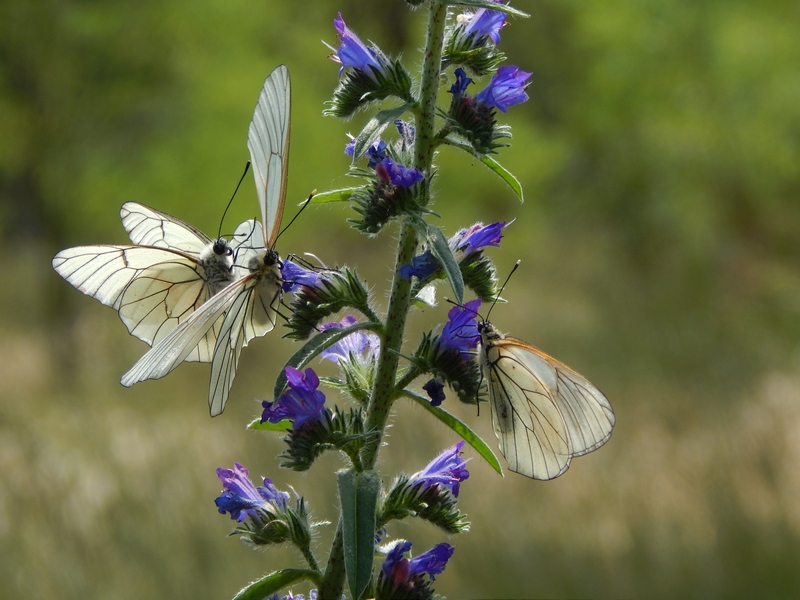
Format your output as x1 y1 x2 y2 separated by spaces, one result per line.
218 161 251 239
272 191 316 249
485 260 521 322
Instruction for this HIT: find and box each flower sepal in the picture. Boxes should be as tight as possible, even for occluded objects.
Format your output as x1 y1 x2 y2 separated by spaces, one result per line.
214 464 320 550
279 406 374 472
285 267 373 340
378 442 471 534
326 57 414 119
349 171 429 235
442 27 506 77
411 330 483 404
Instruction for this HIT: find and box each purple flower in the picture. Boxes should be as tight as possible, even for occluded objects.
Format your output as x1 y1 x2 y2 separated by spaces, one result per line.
261 367 326 429
214 462 289 523
452 221 507 256
281 259 323 293
319 315 379 363
381 541 455 587
376 157 423 188
463 0 507 45
422 377 446 406
440 298 481 359
475 65 532 112
398 250 439 280
410 441 470 497
332 13 383 77
449 67 474 97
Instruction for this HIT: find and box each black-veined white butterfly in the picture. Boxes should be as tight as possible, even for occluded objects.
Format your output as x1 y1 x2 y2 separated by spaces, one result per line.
478 320 615 480
120 64 291 416
52 202 237 363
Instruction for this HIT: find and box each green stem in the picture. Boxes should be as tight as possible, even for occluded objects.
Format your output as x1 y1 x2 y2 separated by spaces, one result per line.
361 0 447 470
319 5 448 598
318 522 346 600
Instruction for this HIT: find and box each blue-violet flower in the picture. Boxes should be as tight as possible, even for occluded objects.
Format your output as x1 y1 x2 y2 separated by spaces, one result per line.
422 377 446 406
449 67 474 97
475 65 532 112
214 462 289 522
382 541 455 586
452 221 507 256
319 315 379 363
282 259 323 293
261 367 326 429
439 298 481 359
462 0 507 45
409 441 470 497
376 157 423 188
332 13 383 77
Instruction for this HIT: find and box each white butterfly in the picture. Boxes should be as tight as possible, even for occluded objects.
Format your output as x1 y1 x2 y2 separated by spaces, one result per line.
121 64 292 416
478 320 615 480
52 201 236 363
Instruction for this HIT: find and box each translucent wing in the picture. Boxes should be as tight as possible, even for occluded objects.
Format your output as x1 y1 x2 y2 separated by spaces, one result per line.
207 271 281 416
121 219 283 416
247 64 290 249
120 201 212 256
481 325 614 480
52 244 228 362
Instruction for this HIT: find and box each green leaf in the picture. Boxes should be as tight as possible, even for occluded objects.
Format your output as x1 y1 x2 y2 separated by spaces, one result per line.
338 469 380 600
427 224 464 305
274 322 381 400
439 0 530 18
481 155 523 202
352 103 413 163
404 390 504 476
308 187 359 204
247 417 292 431
231 568 319 600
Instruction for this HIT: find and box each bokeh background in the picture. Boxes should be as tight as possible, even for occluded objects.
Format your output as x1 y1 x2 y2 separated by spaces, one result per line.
2 0 799 598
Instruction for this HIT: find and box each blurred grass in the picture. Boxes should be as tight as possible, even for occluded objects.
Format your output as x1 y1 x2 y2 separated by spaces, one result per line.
2 0 800 598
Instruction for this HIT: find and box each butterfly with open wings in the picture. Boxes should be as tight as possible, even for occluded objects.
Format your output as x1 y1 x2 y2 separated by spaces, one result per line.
478 319 615 480
52 202 238 363
120 64 292 416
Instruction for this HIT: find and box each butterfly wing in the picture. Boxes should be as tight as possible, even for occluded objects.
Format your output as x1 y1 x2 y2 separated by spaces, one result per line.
53 244 224 362
482 326 615 480
207 268 281 416
120 275 255 387
484 337 572 480
120 202 212 256
247 64 290 249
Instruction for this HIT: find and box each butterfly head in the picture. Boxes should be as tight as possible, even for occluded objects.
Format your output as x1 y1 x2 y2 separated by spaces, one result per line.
212 238 233 257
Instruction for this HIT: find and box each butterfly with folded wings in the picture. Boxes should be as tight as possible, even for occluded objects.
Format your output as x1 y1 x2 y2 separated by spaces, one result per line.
478 319 616 480
121 64 292 416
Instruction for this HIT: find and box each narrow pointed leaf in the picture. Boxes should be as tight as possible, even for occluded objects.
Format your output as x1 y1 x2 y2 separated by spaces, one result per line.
309 187 359 204
232 568 320 600
338 469 380 600
427 225 464 305
247 418 292 431
352 104 412 162
404 390 504 476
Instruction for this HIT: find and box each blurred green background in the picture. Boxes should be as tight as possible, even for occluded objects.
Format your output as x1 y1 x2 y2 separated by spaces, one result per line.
2 0 799 598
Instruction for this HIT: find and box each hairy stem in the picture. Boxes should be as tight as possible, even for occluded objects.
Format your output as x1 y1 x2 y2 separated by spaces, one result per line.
361 1 447 469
